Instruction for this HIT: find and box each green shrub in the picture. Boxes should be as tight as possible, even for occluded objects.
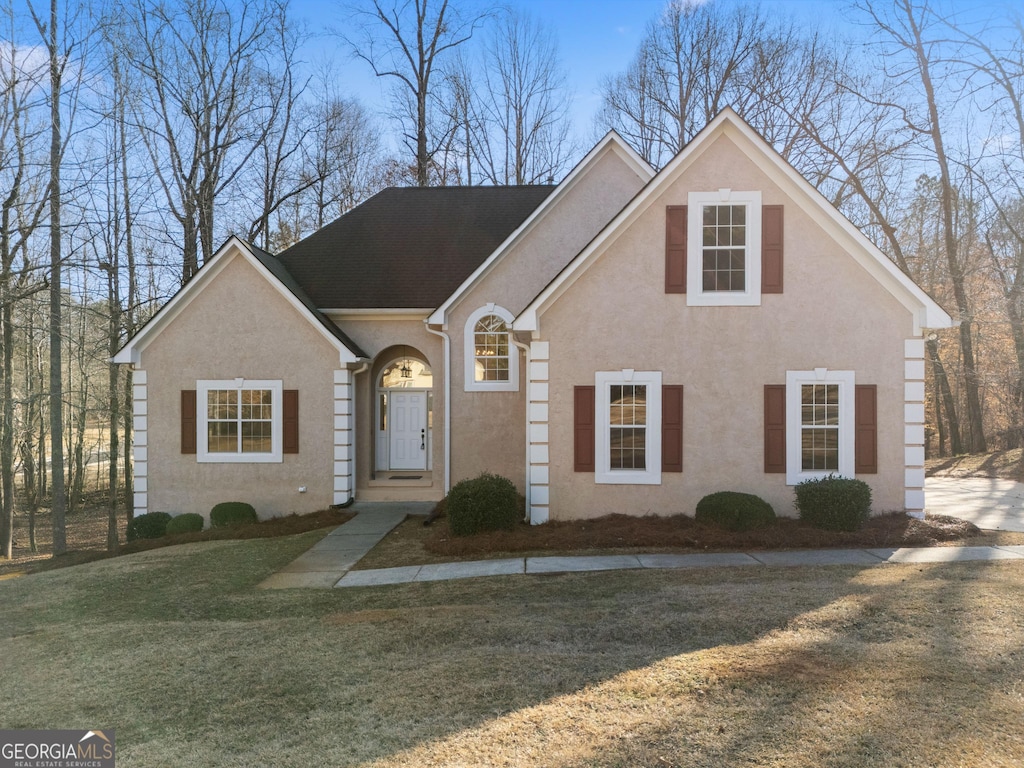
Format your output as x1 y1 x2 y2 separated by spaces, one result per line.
694 491 776 531
795 475 872 531
210 502 258 528
126 511 172 542
446 473 522 537
166 512 205 535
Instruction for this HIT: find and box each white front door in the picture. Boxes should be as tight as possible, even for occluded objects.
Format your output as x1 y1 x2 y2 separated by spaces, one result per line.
389 391 427 470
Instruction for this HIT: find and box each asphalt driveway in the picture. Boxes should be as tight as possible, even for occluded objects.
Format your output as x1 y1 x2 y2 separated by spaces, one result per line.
926 477 1024 532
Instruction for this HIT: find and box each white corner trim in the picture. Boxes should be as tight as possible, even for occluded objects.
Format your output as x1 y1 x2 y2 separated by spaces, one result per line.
904 340 926 515
132 369 148 518
333 369 354 505
526 340 551 524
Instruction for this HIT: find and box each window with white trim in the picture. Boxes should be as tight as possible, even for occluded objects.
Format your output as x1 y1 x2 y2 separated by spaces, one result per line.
785 369 854 484
464 305 519 391
596 370 661 484
687 190 762 306
197 379 283 463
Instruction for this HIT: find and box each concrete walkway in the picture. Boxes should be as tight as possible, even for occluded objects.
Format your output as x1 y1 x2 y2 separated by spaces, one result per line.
258 502 432 588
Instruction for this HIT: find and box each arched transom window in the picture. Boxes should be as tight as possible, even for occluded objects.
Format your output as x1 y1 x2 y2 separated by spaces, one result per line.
464 305 518 391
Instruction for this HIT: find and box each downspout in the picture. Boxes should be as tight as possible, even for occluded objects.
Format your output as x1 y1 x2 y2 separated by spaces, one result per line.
334 360 369 508
424 323 451 494
511 334 532 522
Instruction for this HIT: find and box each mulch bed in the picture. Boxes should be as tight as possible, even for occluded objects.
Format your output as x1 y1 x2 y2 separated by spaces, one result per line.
424 512 982 558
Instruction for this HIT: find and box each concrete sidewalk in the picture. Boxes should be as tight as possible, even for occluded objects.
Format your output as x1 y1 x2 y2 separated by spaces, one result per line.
333 544 1024 588
261 501 1024 590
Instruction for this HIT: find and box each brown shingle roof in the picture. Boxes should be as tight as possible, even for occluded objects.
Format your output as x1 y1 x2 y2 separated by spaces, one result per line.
277 185 556 309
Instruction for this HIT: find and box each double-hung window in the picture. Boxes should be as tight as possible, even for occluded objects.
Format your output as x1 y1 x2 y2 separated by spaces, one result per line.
595 371 662 484
687 190 762 306
785 369 854 484
197 379 283 462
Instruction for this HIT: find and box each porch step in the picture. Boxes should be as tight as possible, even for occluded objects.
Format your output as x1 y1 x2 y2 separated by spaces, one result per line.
356 486 444 503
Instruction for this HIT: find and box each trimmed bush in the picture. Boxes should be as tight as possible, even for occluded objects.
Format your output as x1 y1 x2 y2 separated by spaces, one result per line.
695 491 776 531
446 473 522 537
210 501 258 528
795 475 872 531
126 511 172 542
166 512 205 535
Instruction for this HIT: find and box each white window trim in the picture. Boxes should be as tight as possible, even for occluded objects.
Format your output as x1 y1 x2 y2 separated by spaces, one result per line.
464 304 519 392
197 379 283 463
687 189 762 306
595 370 662 485
786 369 855 485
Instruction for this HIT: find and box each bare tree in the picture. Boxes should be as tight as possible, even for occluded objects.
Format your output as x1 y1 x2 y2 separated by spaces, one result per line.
109 0 293 282
855 0 987 452
0 14 49 559
597 1 840 172
459 9 574 185
342 0 486 186
28 0 70 556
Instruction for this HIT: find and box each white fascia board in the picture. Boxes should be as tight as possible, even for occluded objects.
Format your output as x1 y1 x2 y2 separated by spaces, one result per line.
113 236 361 366
428 132 656 328
515 108 953 335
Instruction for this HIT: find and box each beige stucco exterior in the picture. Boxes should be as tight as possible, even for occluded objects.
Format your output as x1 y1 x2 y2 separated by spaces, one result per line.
530 130 919 520
444 145 651 489
132 248 347 520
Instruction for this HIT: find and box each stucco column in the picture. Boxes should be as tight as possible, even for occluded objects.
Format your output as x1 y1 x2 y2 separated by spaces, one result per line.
132 370 148 518
527 341 551 524
904 339 927 518
334 369 354 505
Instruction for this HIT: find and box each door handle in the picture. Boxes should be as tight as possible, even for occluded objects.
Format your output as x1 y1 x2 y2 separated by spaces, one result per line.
421 428 425 450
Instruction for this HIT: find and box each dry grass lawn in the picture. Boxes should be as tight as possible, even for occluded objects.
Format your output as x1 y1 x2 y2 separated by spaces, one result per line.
2 533 1023 767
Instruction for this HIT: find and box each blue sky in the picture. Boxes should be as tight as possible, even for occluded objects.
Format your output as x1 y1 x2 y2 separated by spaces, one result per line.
288 0 1015 147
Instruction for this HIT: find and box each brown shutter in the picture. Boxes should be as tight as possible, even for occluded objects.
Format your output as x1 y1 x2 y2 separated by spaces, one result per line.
181 389 197 454
855 384 877 474
764 385 786 473
283 389 299 454
762 205 784 294
574 385 595 472
665 205 687 293
662 385 683 472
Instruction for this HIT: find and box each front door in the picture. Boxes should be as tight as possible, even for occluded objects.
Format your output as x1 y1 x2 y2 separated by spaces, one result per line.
389 391 427 470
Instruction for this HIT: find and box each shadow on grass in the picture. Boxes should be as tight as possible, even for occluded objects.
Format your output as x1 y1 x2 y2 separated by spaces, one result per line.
3 533 1022 767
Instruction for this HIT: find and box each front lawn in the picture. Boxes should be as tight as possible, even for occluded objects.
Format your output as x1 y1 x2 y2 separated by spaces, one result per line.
2 533 1023 767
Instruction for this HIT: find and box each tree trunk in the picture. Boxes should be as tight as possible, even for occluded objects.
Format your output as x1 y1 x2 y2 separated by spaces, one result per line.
46 0 67 557
927 337 962 455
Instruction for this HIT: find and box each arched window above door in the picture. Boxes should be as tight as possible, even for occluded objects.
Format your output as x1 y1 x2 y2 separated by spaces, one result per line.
380 358 432 389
